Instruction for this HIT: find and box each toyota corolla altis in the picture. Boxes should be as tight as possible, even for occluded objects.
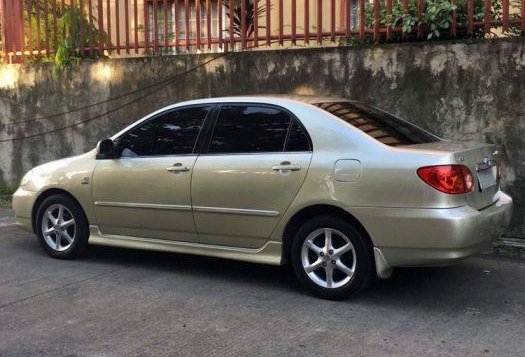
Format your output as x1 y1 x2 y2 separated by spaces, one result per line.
13 96 512 299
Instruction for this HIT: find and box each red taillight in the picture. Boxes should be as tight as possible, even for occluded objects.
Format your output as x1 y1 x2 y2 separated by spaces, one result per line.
417 165 474 194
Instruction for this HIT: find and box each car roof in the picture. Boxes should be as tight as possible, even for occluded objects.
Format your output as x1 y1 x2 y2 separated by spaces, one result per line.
111 95 359 140
175 94 352 107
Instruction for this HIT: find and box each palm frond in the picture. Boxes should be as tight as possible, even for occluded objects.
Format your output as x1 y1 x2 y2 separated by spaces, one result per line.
222 0 271 39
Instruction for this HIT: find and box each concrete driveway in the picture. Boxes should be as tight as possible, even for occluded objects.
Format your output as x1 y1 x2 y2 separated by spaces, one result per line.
0 207 524 357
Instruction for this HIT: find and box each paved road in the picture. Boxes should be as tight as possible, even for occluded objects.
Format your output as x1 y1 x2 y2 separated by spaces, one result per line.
0 207 524 357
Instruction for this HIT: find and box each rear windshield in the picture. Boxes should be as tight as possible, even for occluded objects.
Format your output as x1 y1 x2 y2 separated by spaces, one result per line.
316 102 440 146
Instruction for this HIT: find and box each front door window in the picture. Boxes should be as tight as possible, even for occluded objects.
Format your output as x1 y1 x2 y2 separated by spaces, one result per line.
116 105 211 157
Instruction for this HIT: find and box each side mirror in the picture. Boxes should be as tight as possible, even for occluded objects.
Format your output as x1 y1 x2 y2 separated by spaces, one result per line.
96 138 116 159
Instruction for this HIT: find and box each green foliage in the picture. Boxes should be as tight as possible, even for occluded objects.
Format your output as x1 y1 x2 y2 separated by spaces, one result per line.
421 0 456 39
362 0 523 42
338 35 373 47
0 186 14 208
54 38 80 71
24 1 106 70
222 0 269 42
0 187 15 195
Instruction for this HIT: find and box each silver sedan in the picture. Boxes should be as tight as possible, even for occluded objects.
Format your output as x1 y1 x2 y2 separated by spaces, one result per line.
12 95 512 299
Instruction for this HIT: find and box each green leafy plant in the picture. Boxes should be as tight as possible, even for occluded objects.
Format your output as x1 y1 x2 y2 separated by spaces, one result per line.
54 38 80 70
338 35 373 47
366 0 457 39
0 186 15 208
24 1 107 70
421 0 456 39
393 3 419 34
359 0 522 42
0 187 15 195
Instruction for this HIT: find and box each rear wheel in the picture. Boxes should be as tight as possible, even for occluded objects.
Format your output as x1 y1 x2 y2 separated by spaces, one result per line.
35 194 89 259
291 215 373 300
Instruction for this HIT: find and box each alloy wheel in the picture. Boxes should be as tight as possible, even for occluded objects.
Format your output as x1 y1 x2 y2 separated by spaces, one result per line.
301 228 357 289
41 204 76 252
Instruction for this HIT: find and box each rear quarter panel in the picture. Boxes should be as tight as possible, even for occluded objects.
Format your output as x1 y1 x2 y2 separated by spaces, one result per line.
269 101 466 242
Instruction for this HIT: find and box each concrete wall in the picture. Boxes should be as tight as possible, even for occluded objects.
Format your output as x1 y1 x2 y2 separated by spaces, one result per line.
0 37 524 237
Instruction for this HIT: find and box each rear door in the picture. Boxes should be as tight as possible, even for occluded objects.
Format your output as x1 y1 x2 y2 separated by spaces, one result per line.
191 104 312 249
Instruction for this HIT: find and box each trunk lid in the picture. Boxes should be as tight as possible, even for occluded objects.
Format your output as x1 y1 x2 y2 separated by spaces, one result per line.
405 141 500 210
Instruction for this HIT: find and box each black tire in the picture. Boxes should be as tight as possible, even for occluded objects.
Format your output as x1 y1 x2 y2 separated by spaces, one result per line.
291 215 374 300
35 194 89 259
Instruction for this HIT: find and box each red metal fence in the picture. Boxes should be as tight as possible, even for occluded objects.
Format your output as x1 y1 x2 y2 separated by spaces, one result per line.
1 0 524 63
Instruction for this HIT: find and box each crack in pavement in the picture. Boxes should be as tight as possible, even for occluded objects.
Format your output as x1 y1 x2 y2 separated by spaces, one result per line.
0 216 16 228
0 267 127 311
0 223 16 227
0 216 15 227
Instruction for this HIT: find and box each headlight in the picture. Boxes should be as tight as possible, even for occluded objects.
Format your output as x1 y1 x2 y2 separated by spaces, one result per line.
20 170 33 186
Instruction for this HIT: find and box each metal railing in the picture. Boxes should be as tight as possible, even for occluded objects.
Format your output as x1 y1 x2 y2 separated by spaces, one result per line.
1 0 524 63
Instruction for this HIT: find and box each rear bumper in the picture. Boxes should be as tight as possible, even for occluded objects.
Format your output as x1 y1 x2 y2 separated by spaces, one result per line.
349 191 513 272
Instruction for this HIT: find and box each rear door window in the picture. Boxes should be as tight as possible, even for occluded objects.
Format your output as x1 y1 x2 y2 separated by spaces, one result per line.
208 105 292 154
316 102 440 146
285 120 311 152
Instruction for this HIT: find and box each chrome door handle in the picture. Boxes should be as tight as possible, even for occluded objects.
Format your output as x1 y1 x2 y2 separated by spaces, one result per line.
272 162 301 171
166 163 190 172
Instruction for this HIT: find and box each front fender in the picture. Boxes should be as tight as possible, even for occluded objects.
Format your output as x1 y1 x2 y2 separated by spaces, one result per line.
13 151 98 230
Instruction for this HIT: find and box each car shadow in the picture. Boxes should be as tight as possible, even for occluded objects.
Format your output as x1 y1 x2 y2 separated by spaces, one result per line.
85 243 295 287
83 244 484 306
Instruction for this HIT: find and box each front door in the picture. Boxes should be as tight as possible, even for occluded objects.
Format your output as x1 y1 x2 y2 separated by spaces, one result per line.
92 105 213 242
191 104 312 249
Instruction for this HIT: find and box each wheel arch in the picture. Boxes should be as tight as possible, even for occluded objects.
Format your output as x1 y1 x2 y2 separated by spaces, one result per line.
31 188 89 233
281 204 375 265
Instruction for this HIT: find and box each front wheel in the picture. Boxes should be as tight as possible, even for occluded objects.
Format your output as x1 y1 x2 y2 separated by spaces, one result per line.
291 215 374 300
35 194 89 259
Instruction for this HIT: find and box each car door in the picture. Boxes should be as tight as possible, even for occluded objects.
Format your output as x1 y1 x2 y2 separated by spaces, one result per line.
191 104 313 249
92 105 213 242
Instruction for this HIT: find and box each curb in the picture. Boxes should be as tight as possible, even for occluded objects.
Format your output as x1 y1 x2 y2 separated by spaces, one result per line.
486 237 525 260
498 237 525 249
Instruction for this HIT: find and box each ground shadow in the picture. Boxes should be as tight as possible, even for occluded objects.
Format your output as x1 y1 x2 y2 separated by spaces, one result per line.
82 243 483 306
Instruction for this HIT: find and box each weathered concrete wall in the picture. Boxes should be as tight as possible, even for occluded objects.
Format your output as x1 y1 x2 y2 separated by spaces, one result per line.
0 38 524 237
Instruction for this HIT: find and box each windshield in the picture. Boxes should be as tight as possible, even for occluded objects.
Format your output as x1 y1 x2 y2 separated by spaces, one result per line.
315 101 441 146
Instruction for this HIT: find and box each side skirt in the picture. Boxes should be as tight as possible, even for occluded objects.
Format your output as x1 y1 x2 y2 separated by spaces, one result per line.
88 225 283 265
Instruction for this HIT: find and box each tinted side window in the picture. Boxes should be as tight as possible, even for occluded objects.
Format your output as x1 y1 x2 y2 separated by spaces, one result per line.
209 105 291 154
117 106 210 157
286 120 310 151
